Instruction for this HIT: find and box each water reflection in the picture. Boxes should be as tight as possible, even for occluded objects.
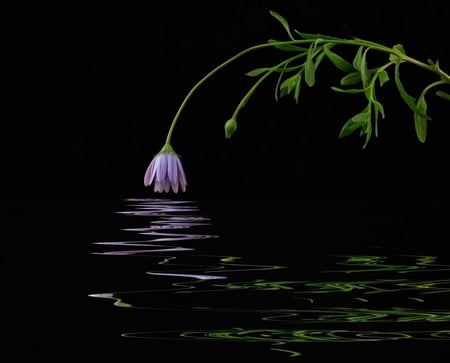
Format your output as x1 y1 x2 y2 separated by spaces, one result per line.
88 198 450 360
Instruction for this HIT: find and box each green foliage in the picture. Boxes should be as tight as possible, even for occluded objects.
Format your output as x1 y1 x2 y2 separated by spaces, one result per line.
161 10 449 155
436 90 450 100
236 10 449 147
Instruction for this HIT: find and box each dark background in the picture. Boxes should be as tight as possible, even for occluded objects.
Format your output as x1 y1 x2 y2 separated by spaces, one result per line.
3 1 450 200
2 2 450 357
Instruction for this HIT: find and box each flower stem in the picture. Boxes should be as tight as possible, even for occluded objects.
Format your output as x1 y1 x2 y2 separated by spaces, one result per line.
164 38 449 145
231 53 304 120
165 42 286 145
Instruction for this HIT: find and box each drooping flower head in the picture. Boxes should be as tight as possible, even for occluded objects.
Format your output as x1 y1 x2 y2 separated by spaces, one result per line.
144 144 187 193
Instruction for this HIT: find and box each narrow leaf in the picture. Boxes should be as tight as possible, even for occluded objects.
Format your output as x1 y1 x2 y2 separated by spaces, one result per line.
313 47 326 70
304 42 317 87
339 119 362 138
279 73 300 96
414 94 428 142
351 110 371 124
268 39 308 52
269 11 295 40
274 65 286 101
394 62 425 116
352 46 364 71
339 110 370 138
340 72 362 86
362 117 373 149
293 29 343 41
372 99 385 119
246 68 271 77
371 97 385 138
360 48 371 98
273 65 304 73
331 86 365 94
294 72 303 103
436 90 450 100
340 69 378 86
377 70 390 86
324 46 354 73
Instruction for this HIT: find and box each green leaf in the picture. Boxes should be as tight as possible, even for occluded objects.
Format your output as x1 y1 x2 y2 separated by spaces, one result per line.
370 97 385 138
269 11 295 40
339 119 362 138
352 46 364 71
414 94 428 142
393 44 406 53
331 86 365 94
339 110 370 138
394 63 416 109
304 42 317 87
324 45 354 73
340 72 362 86
279 73 300 97
360 48 371 98
269 61 299 102
362 116 373 149
274 64 286 101
246 64 302 77
279 85 291 98
293 29 343 41
273 65 304 73
294 72 303 103
340 69 378 86
372 99 385 120
313 47 326 71
394 62 429 119
246 68 271 77
377 70 390 86
367 73 385 123
268 39 308 52
436 90 450 100
389 44 406 63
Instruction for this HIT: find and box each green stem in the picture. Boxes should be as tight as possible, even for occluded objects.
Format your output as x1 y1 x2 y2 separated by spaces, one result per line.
340 38 450 81
165 41 293 145
164 38 449 145
422 79 447 95
231 53 304 120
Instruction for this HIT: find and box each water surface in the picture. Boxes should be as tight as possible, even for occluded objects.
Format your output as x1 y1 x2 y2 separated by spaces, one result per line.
87 199 450 361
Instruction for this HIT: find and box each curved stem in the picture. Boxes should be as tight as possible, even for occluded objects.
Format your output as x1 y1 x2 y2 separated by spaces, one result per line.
165 41 294 144
422 79 447 95
231 53 304 120
164 38 449 145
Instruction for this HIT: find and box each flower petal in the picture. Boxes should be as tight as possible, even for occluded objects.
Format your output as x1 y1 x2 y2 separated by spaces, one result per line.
171 181 179 193
154 182 162 193
144 158 157 186
167 153 177 183
175 157 187 188
163 181 170 193
156 153 168 182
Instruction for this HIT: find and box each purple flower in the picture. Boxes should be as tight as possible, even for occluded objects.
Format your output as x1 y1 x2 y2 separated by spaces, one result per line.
144 150 187 193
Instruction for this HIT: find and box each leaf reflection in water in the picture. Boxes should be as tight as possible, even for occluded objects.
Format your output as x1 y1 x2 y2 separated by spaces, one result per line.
88 199 450 361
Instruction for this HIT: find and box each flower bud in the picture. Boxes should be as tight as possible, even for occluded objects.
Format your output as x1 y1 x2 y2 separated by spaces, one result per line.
224 118 237 139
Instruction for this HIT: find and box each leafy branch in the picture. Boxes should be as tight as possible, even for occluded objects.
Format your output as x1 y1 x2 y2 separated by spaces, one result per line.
233 11 449 147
